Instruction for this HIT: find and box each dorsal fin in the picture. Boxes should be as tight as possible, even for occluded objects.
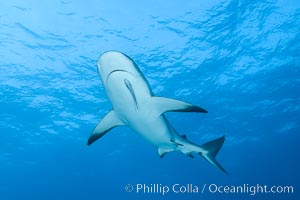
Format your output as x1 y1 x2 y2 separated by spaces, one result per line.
181 135 187 140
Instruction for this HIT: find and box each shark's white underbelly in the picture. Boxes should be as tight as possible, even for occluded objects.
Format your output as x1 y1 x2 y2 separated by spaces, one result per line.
105 71 173 146
88 51 227 174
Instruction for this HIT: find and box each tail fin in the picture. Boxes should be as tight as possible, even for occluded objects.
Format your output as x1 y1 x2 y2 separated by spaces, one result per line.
200 136 228 175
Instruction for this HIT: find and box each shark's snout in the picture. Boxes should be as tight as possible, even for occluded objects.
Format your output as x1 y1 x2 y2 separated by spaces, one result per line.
98 51 137 82
89 50 227 174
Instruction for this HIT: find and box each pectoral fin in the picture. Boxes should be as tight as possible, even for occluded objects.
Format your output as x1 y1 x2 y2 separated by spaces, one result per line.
152 96 208 117
87 110 124 146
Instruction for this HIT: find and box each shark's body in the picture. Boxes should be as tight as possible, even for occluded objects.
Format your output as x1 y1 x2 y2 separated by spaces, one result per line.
88 51 227 174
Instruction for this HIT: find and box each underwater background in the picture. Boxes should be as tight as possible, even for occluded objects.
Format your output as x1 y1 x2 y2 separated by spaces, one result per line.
0 0 299 199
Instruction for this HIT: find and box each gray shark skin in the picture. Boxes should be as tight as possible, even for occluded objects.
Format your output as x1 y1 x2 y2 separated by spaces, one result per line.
87 51 227 174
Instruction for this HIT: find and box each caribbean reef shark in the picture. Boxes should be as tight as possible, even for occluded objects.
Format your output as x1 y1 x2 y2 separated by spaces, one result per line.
87 51 227 174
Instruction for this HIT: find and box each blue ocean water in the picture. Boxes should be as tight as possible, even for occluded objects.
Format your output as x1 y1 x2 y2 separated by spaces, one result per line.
0 0 299 199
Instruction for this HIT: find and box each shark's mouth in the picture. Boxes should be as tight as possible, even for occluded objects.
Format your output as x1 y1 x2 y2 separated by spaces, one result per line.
106 69 128 80
105 69 130 85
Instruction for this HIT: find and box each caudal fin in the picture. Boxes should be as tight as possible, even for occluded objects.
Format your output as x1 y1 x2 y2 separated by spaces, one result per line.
200 136 228 175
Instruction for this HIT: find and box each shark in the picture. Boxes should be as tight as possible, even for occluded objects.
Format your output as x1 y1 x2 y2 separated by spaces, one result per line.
87 51 227 174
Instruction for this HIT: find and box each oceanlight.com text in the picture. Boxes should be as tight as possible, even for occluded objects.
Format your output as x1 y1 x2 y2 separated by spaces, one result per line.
124 183 294 196
204 183 293 195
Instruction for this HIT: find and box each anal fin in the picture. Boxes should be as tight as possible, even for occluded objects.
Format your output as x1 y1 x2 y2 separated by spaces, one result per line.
186 152 194 158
